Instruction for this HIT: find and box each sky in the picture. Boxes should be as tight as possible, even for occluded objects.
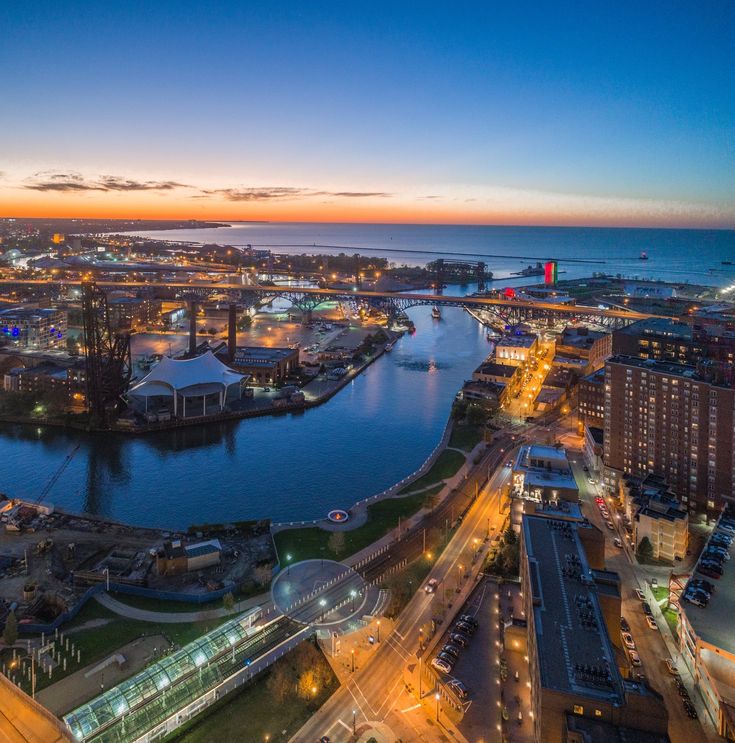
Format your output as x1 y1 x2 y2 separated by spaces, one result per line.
1 1 734 228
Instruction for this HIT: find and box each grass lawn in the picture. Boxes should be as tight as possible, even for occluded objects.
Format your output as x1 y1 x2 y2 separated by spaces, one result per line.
168 641 338 743
11 599 232 695
398 449 466 494
274 487 442 563
651 586 669 603
107 592 223 614
448 425 483 452
662 607 679 636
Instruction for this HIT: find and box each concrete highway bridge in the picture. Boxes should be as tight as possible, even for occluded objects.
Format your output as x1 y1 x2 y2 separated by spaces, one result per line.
0 278 661 329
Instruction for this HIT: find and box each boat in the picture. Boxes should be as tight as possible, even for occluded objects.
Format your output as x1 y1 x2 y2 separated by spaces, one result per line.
431 306 442 320
385 340 395 352
511 262 545 277
639 251 648 260
722 260 733 266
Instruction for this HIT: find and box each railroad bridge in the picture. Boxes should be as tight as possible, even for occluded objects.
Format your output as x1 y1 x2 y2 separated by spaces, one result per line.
0 279 660 329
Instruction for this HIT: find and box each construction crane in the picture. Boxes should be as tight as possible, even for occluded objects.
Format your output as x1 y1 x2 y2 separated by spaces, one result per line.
35 443 80 505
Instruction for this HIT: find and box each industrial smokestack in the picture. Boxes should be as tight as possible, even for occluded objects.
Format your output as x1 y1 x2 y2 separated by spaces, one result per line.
228 303 237 361
188 300 197 357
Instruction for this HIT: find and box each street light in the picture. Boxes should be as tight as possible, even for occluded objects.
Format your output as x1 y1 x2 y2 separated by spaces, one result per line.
352 709 357 735
377 620 381 643
435 692 441 721
351 648 355 672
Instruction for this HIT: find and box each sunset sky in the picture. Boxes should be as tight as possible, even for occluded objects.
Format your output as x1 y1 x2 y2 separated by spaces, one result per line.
1 1 734 227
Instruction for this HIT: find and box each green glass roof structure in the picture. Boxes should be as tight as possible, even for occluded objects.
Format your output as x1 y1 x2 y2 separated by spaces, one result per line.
63 607 278 742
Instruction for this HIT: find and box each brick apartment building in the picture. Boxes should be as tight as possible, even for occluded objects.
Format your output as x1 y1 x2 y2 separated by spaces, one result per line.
603 355 735 518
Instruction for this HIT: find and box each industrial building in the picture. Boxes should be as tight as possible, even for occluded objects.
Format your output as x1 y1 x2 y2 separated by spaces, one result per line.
0 307 66 350
520 514 670 743
512 445 579 503
556 325 612 373
226 346 299 385
495 332 539 365
156 538 222 576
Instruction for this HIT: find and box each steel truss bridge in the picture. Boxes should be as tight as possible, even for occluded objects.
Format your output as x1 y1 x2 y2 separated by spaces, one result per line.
0 278 661 329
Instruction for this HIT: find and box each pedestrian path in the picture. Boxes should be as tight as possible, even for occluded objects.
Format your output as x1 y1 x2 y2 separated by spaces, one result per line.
94 590 269 623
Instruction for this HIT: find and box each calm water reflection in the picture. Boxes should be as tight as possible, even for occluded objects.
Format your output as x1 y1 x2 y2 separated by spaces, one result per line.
0 305 491 528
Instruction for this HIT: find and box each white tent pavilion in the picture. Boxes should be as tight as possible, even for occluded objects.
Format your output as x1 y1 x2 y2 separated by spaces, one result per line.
128 351 247 417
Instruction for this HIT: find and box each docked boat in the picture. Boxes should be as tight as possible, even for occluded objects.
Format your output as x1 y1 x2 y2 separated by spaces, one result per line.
639 251 648 260
431 306 442 320
385 340 395 352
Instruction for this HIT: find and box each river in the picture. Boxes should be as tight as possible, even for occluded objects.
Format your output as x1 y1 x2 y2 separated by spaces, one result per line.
0 302 491 528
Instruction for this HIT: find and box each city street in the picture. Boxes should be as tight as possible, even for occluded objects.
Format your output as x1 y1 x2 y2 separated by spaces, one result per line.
573 455 720 742
290 451 513 742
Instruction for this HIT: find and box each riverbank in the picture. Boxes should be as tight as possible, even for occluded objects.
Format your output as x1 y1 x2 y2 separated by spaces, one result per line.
0 339 393 436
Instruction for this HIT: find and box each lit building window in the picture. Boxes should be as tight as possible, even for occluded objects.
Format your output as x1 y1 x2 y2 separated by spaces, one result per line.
573 705 584 715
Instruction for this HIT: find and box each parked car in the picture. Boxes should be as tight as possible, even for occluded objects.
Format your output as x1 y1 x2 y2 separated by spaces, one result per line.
690 578 715 593
698 566 722 580
595 496 604 504
666 658 680 676
706 547 730 560
645 615 658 630
642 602 653 617
622 632 636 650
684 593 708 607
700 560 724 574
449 633 468 647
447 679 469 699
459 614 478 628
454 621 475 635
431 657 453 674
635 589 646 601
425 578 439 594
442 644 461 659
629 650 642 667
613 537 623 548
684 701 698 719
439 651 457 665
606 521 615 530
620 616 631 632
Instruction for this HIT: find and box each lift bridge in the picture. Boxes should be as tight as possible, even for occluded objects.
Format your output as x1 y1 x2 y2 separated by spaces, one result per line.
0 278 660 330
426 258 492 292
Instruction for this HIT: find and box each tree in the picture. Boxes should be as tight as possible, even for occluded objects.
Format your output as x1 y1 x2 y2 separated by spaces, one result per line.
328 531 346 557
3 611 17 647
266 661 291 702
503 525 517 546
253 563 273 587
466 404 486 427
297 669 318 700
452 399 468 421
637 536 654 562
222 592 235 612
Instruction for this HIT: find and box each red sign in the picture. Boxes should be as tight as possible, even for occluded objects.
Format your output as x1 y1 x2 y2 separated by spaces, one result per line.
504 287 516 299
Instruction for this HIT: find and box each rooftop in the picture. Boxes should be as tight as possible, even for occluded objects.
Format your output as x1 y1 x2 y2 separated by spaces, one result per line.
0 307 62 320
475 361 517 378
607 354 735 388
683 514 735 655
522 515 624 703
614 317 693 340
497 333 537 348
581 368 606 386
232 347 297 364
565 712 670 742
560 326 608 348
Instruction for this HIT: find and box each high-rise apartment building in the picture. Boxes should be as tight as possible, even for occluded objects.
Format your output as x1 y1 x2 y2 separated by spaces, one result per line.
603 355 735 518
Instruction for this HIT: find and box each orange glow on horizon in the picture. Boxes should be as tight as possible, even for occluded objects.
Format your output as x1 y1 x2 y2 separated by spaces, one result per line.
1 191 732 230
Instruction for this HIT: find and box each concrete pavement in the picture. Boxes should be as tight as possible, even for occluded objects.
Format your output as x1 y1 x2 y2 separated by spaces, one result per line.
289 449 512 743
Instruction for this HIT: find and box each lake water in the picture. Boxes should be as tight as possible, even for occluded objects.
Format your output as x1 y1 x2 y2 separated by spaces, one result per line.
1 223 733 528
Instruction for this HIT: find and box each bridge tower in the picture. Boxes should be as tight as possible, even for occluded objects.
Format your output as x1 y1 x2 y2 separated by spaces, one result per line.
81 282 131 428
434 259 444 294
476 261 486 292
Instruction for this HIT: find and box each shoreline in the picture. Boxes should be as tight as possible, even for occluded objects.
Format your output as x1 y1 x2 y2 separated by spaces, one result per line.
0 341 391 436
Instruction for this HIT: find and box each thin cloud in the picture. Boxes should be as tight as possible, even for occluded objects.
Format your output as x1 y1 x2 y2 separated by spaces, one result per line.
23 172 192 193
206 187 310 202
204 187 392 201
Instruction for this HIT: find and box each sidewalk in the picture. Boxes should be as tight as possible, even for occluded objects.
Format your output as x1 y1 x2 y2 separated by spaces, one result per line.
94 590 269 623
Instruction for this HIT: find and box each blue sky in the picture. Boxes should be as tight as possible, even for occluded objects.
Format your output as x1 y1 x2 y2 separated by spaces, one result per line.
1 1 733 226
